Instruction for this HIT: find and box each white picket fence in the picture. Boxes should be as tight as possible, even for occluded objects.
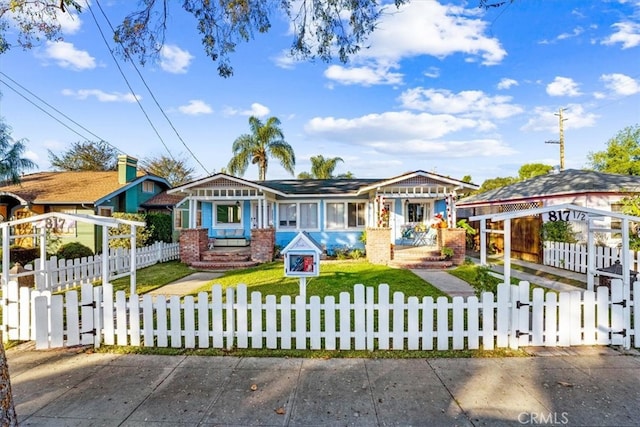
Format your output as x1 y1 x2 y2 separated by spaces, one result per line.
543 241 640 273
6 242 180 292
5 279 638 351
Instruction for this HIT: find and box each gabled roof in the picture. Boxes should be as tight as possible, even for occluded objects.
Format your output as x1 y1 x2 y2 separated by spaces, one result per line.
457 169 640 207
356 170 479 194
167 173 288 196
260 178 379 195
0 171 169 205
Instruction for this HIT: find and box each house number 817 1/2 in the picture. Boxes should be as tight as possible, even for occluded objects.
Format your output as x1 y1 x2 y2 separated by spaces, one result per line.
542 210 586 222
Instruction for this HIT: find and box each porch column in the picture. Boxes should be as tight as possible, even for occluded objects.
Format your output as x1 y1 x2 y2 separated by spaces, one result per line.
262 196 268 227
188 198 197 228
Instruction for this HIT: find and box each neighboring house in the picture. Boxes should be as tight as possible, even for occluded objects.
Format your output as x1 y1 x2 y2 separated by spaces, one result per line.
167 170 478 253
0 155 171 252
456 169 640 259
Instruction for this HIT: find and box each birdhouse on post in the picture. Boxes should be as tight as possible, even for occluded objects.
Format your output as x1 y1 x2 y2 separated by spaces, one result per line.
282 232 323 300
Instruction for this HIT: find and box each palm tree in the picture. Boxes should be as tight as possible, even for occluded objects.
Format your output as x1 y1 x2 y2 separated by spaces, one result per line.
297 155 351 179
227 116 295 181
310 155 343 179
0 119 36 185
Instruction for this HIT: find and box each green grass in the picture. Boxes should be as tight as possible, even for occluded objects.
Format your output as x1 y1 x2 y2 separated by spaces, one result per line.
187 259 447 300
110 261 195 295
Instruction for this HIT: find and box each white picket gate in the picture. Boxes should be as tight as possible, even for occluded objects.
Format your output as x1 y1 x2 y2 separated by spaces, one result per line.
5 279 638 352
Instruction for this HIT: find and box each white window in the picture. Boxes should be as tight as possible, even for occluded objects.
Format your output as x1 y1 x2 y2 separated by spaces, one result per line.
326 202 366 229
279 203 297 228
142 181 155 193
215 204 241 225
299 203 318 228
277 202 319 229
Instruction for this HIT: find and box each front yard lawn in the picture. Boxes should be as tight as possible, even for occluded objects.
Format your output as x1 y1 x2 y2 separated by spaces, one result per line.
188 260 447 300
110 259 447 300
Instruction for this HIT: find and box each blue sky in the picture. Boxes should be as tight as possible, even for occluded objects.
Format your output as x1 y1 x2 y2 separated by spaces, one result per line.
1 0 639 185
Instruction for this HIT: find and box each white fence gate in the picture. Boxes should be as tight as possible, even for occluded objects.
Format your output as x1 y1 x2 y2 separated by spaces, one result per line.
4 280 638 351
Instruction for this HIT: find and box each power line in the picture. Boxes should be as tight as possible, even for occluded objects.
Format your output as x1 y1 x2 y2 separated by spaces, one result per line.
91 0 212 176
84 2 180 166
0 72 123 153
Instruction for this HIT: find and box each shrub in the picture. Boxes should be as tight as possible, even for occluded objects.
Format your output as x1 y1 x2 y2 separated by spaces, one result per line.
1 245 39 266
350 248 365 259
471 265 501 297
541 220 576 243
56 242 94 260
441 246 454 259
109 213 152 249
146 213 173 243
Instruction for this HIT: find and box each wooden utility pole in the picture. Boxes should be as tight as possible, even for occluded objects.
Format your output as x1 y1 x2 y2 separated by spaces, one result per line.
545 108 568 170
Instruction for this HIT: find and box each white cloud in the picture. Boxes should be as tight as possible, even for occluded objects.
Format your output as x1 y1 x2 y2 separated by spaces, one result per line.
160 45 194 74
521 104 598 133
304 112 515 159
224 103 270 117
557 26 584 40
45 41 95 70
307 111 485 141
61 89 139 102
546 77 582 97
178 100 213 115
398 88 523 119
424 67 440 78
324 63 403 86
273 51 299 69
362 2 507 66
318 1 506 87
600 73 640 96
497 78 518 90
602 22 640 49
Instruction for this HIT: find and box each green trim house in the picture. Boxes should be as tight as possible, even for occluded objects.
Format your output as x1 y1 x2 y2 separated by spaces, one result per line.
0 155 171 253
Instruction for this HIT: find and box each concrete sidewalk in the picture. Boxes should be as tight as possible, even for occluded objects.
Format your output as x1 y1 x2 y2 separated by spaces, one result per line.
6 344 640 426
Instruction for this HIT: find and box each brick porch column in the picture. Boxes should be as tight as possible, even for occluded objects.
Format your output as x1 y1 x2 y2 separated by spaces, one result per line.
251 228 275 263
366 227 392 265
439 228 466 265
179 228 208 265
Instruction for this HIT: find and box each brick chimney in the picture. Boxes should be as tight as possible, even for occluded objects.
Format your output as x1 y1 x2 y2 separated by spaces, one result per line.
118 155 138 184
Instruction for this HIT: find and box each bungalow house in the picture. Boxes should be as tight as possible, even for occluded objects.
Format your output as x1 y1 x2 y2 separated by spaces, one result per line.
167 170 478 265
0 155 171 253
456 168 640 260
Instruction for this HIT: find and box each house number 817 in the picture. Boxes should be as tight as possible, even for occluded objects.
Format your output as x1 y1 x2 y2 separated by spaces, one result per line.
542 210 586 222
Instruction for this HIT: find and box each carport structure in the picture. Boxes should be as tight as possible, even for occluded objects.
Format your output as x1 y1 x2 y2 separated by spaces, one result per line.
470 203 640 292
0 212 145 294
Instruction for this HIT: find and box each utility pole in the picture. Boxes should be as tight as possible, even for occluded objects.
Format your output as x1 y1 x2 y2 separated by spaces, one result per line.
545 108 568 170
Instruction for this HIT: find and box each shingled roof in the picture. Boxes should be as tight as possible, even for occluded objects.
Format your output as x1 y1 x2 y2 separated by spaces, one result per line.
260 178 381 195
458 169 640 206
0 170 162 204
